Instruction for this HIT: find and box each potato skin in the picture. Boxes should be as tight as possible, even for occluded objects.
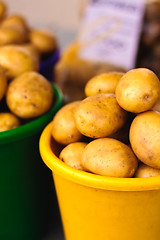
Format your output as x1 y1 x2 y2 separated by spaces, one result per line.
30 29 57 54
6 71 53 118
74 93 127 138
116 68 160 113
0 65 7 101
134 163 160 178
0 26 28 46
130 111 160 169
81 138 138 177
85 72 124 97
0 45 39 79
0 112 20 132
0 14 29 32
59 142 87 170
20 43 40 64
52 101 83 145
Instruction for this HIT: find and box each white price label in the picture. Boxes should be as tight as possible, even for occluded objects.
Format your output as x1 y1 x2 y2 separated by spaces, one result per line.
78 0 145 70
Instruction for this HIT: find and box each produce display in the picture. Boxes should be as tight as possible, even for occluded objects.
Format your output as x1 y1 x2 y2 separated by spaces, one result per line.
0 0 58 132
51 68 160 178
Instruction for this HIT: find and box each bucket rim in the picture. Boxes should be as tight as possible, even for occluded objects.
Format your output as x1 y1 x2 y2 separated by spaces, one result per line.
40 122 160 192
0 84 63 144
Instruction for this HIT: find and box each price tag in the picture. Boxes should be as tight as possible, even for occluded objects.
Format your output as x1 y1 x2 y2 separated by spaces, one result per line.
78 0 145 70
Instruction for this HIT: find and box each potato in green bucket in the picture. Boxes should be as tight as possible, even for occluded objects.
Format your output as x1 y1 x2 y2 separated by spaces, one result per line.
0 84 63 240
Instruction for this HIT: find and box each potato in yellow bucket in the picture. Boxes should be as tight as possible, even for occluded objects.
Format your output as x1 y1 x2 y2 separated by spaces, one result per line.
74 93 127 138
130 110 160 169
81 138 138 178
40 66 160 240
51 101 83 145
85 72 124 97
135 163 160 178
116 68 160 113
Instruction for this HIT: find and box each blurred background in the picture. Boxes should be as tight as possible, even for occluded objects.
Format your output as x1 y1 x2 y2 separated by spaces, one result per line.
4 0 81 49
1 1 160 240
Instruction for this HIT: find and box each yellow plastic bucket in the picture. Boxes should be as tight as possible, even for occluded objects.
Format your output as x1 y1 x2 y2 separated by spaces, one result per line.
40 122 160 240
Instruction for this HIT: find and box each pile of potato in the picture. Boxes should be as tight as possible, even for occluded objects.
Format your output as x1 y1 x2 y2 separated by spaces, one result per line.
0 0 58 132
0 1 57 60
51 68 160 178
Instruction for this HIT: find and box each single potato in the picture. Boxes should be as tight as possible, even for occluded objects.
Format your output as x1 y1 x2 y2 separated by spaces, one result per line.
0 14 29 33
30 29 57 54
59 142 87 170
0 112 20 132
81 138 138 177
135 163 160 178
0 26 28 46
116 68 160 113
6 71 53 118
130 111 160 169
52 101 83 145
74 93 127 138
0 45 39 79
0 65 7 101
85 72 124 97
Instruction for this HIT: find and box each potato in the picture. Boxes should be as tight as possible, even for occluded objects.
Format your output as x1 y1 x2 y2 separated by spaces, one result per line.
0 65 7 101
52 101 83 145
115 68 160 113
0 14 29 44
0 1 7 20
74 93 127 138
134 163 160 178
20 43 40 67
85 72 124 97
130 111 160 169
0 112 20 132
81 138 138 177
21 43 40 58
6 71 53 118
0 26 28 46
0 45 39 78
59 142 87 170
0 14 29 33
29 29 57 54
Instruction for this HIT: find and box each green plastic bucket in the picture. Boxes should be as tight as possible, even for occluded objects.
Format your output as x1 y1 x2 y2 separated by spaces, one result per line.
0 85 63 240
